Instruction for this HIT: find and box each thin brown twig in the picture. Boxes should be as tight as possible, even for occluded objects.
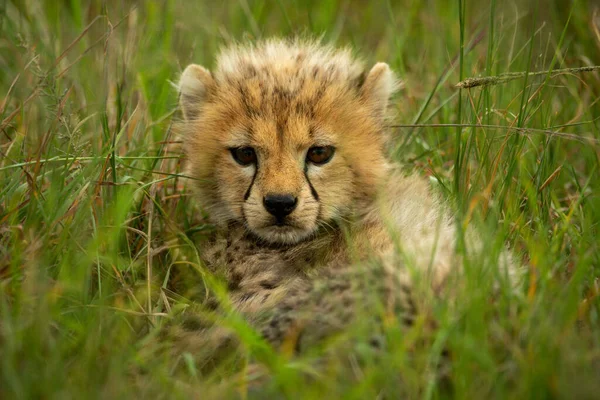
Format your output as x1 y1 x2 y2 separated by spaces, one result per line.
0 55 40 118
146 184 156 322
455 65 600 89
0 88 40 131
390 123 600 144
539 165 563 192
52 15 106 68
81 304 168 317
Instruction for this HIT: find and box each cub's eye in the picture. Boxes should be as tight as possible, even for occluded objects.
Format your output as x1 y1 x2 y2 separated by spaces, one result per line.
306 146 335 165
230 147 257 166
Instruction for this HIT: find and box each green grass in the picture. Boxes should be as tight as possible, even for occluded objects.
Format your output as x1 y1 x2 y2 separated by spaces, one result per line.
1 0 599 398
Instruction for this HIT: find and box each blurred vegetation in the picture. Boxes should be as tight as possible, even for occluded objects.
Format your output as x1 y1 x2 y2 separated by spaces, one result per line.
1 0 599 398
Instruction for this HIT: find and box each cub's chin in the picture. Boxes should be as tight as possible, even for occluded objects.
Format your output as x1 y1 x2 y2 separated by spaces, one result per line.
249 224 316 245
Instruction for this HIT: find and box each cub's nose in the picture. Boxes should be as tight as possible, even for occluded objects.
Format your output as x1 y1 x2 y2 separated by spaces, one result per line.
263 194 297 219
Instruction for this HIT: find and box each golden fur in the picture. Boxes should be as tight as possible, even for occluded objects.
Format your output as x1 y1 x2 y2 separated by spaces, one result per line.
174 38 517 354
179 39 396 245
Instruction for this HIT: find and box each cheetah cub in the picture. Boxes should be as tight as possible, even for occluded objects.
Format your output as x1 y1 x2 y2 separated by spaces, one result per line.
175 39 516 353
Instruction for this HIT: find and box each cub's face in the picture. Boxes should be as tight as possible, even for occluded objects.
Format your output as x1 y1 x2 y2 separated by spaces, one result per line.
179 44 396 244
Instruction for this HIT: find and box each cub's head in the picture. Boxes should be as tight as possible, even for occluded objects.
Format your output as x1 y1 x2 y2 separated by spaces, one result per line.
179 39 398 244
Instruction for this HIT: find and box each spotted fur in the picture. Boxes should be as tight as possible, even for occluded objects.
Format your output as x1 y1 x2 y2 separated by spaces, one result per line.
173 38 518 359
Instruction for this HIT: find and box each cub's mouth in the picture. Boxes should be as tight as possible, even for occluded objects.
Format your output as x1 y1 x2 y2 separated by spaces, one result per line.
249 222 316 245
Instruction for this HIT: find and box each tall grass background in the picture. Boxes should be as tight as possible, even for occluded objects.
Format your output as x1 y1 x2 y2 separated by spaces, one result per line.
1 0 599 398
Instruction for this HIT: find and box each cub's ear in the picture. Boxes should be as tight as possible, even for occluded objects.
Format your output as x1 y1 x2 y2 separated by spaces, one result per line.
360 62 399 118
179 64 215 120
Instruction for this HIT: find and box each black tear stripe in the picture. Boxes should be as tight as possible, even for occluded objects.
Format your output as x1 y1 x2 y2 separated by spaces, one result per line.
304 165 319 201
244 166 258 201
